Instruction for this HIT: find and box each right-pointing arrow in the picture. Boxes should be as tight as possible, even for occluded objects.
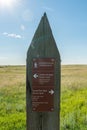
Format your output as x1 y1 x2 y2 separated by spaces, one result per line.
49 89 54 95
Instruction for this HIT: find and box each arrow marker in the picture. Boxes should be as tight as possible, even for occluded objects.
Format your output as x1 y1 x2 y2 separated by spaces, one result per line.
33 74 38 79
49 90 54 95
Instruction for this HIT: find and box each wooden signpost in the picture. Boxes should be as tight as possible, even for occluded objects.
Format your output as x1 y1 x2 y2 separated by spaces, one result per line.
26 13 61 130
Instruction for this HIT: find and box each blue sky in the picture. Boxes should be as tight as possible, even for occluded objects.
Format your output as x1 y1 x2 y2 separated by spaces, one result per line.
0 0 87 65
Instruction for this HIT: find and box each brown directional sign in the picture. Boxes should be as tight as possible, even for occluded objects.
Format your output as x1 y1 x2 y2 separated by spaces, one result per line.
33 72 54 86
32 58 55 112
32 88 54 111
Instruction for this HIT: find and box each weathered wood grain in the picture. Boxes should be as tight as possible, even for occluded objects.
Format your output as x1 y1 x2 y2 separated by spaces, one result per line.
26 13 61 130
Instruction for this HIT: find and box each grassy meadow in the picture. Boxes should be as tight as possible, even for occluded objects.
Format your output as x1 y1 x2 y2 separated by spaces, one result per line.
0 65 87 130
61 65 87 130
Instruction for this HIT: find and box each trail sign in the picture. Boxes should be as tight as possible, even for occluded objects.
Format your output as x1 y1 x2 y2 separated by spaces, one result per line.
26 13 61 130
32 58 55 112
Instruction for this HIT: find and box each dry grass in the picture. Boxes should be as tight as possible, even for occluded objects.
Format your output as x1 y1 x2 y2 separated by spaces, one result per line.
0 66 26 88
61 65 87 90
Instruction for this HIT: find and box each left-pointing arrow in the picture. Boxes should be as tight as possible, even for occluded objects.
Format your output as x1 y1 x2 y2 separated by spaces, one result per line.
33 74 38 79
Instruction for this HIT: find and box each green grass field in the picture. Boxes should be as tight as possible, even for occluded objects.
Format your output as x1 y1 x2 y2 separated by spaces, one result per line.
0 65 87 130
61 65 87 130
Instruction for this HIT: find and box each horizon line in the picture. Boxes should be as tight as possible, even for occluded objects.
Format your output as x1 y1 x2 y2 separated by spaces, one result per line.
0 64 87 66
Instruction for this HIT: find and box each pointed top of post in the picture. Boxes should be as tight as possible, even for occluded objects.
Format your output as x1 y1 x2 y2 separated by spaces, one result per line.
27 12 60 59
31 12 53 43
44 12 47 17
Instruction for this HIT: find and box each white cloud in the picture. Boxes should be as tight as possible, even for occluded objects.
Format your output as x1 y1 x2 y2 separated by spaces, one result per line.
3 32 23 39
3 32 8 35
20 24 25 31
